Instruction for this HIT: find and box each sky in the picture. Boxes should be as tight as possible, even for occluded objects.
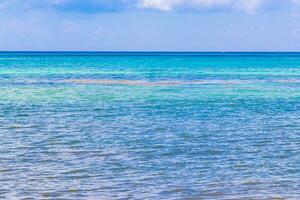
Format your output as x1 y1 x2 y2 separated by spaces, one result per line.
0 0 300 51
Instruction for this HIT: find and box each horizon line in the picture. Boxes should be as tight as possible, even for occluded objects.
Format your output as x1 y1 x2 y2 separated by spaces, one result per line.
1 51 300 53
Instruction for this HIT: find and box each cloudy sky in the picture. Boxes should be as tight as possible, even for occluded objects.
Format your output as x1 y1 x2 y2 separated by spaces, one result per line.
0 0 300 51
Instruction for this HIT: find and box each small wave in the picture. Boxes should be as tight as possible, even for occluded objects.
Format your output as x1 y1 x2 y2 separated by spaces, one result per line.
3 79 300 86
273 80 300 83
62 79 249 86
2 124 38 130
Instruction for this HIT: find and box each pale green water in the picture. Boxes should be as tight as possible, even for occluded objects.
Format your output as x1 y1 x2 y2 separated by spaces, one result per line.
0 52 300 199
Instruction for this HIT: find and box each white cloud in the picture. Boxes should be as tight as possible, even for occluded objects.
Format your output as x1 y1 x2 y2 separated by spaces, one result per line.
0 0 299 13
139 0 175 11
138 0 294 13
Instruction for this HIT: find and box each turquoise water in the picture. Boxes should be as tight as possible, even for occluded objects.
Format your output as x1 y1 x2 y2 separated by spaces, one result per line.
0 52 300 199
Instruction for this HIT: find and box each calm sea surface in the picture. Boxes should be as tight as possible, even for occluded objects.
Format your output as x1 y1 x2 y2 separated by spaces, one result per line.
0 52 300 199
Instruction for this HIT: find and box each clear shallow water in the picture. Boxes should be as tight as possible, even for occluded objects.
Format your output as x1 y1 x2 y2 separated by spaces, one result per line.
0 52 300 199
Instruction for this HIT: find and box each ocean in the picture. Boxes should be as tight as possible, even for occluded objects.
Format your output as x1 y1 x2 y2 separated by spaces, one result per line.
0 52 300 199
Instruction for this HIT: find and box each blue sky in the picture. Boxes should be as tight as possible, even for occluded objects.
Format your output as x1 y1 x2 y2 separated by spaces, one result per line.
0 0 300 51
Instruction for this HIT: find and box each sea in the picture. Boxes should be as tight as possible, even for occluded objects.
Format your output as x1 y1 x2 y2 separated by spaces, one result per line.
0 52 300 199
